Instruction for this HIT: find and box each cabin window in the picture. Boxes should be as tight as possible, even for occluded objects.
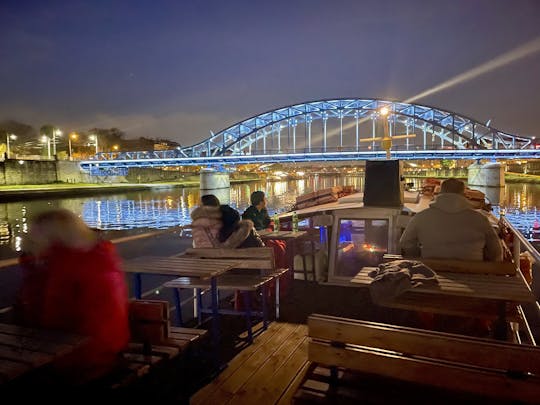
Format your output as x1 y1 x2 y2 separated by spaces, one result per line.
335 218 389 277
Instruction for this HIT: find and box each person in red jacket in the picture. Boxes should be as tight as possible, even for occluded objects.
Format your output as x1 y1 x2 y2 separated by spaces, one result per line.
15 208 130 385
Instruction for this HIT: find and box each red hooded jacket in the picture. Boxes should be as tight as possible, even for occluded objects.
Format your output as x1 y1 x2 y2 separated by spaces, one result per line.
18 240 130 381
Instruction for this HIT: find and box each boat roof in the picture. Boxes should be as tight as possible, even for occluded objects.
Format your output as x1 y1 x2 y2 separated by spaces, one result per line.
279 191 431 220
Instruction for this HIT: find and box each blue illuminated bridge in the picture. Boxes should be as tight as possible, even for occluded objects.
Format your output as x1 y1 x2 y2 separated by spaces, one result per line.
81 98 539 175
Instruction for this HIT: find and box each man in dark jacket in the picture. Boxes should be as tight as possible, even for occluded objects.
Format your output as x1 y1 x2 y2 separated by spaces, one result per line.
242 191 271 231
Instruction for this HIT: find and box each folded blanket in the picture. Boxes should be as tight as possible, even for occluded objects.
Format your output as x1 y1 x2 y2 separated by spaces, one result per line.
367 260 438 304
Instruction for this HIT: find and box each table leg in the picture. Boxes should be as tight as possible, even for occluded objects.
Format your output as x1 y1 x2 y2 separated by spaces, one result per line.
286 240 296 281
210 276 219 347
173 288 183 326
134 273 142 299
493 301 508 340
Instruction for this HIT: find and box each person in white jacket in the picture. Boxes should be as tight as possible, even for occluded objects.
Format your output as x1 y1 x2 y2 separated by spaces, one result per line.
399 178 503 261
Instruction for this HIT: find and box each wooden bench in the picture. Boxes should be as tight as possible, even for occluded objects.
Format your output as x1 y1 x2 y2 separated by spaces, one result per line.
165 247 289 343
103 299 208 392
297 313 540 404
174 247 290 319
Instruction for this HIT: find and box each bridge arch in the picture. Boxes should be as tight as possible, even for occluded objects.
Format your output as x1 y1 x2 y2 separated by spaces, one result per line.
84 98 538 173
183 98 532 157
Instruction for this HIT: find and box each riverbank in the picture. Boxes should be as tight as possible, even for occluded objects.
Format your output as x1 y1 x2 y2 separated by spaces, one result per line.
0 174 263 202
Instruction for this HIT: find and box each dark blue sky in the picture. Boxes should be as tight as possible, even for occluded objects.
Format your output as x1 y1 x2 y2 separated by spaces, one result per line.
1 0 539 145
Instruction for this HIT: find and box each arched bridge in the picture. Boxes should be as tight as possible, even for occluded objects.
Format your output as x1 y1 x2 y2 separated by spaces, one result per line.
81 98 538 174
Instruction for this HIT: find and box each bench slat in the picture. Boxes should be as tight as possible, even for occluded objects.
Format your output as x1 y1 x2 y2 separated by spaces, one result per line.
308 341 540 403
309 314 540 374
164 275 274 291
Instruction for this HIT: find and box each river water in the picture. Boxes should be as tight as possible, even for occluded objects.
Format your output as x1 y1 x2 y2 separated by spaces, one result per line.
0 176 539 259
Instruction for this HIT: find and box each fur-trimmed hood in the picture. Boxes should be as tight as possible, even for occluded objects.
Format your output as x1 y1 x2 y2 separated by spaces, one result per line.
222 220 254 248
191 205 221 222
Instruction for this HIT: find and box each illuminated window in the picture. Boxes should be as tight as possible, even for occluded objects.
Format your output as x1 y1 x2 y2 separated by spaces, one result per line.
335 218 389 277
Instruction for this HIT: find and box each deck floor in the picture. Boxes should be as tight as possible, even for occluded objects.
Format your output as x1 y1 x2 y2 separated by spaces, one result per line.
191 321 309 405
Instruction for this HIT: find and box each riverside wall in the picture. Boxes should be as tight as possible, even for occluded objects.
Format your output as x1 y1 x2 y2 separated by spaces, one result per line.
0 159 239 185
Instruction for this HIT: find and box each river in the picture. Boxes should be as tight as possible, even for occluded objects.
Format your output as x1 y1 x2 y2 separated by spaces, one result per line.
0 175 539 259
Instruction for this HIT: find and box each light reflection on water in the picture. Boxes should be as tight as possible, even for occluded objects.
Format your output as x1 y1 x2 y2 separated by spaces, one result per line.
0 177 539 258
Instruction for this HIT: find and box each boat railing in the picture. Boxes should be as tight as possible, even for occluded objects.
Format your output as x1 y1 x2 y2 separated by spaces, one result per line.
500 215 540 266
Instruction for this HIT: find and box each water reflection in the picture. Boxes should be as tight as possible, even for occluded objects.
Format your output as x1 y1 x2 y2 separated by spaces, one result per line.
0 177 538 258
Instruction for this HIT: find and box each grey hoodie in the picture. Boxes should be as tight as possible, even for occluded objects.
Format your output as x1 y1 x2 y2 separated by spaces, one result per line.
399 193 503 261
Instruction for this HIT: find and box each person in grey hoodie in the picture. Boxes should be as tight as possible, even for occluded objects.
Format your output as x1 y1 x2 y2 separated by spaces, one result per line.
399 178 503 261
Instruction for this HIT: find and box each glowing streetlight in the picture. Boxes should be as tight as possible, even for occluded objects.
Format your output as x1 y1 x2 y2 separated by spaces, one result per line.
41 135 51 159
112 144 119 151
379 107 392 159
68 132 78 159
6 133 17 158
89 134 99 154
51 128 62 155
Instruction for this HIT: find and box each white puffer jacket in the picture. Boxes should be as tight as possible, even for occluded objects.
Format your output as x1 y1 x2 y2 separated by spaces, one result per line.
399 193 503 261
190 206 222 248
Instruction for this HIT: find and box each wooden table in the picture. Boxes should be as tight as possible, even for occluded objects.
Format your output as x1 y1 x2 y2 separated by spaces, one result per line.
352 266 536 340
0 322 87 385
123 256 240 347
259 230 309 276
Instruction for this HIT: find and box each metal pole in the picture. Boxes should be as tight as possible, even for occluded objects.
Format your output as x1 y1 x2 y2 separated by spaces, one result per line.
52 129 57 155
68 137 72 159
6 134 10 158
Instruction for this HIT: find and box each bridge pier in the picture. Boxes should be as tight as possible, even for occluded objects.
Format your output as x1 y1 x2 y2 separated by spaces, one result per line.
467 162 505 205
200 169 231 204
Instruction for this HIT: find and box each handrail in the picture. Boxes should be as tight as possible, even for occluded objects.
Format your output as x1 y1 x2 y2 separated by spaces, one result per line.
501 216 540 263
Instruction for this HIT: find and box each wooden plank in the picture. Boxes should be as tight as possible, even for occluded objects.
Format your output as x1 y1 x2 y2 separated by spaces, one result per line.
204 323 306 404
308 314 540 374
308 341 540 403
419 258 516 275
0 332 80 355
277 360 312 405
129 299 169 321
0 323 87 346
191 322 298 405
164 275 274 291
384 291 521 321
123 256 240 277
126 342 180 359
231 331 309 404
121 352 164 365
181 247 275 270
0 345 52 366
169 326 208 336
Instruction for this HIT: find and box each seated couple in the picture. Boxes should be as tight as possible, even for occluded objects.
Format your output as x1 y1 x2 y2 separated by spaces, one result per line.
191 194 264 248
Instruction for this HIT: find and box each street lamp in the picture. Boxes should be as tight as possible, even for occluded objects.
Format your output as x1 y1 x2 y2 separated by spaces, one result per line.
51 129 62 156
68 132 78 159
6 133 17 158
379 107 392 159
41 135 51 159
89 134 99 154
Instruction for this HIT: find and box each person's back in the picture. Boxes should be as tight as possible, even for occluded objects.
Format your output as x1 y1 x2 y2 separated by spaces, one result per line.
190 194 223 248
16 208 130 384
399 178 503 261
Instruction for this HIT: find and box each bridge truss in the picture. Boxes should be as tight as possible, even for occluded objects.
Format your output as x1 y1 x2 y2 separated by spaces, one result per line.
81 98 538 173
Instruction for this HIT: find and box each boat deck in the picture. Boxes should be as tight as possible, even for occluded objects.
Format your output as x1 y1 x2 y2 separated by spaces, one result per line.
191 321 309 405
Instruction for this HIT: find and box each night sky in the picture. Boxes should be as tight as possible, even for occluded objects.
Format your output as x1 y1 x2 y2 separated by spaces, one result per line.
1 0 539 146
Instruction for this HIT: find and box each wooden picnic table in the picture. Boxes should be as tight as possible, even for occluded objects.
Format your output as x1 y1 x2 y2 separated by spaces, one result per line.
0 322 88 385
352 265 536 340
123 256 240 348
